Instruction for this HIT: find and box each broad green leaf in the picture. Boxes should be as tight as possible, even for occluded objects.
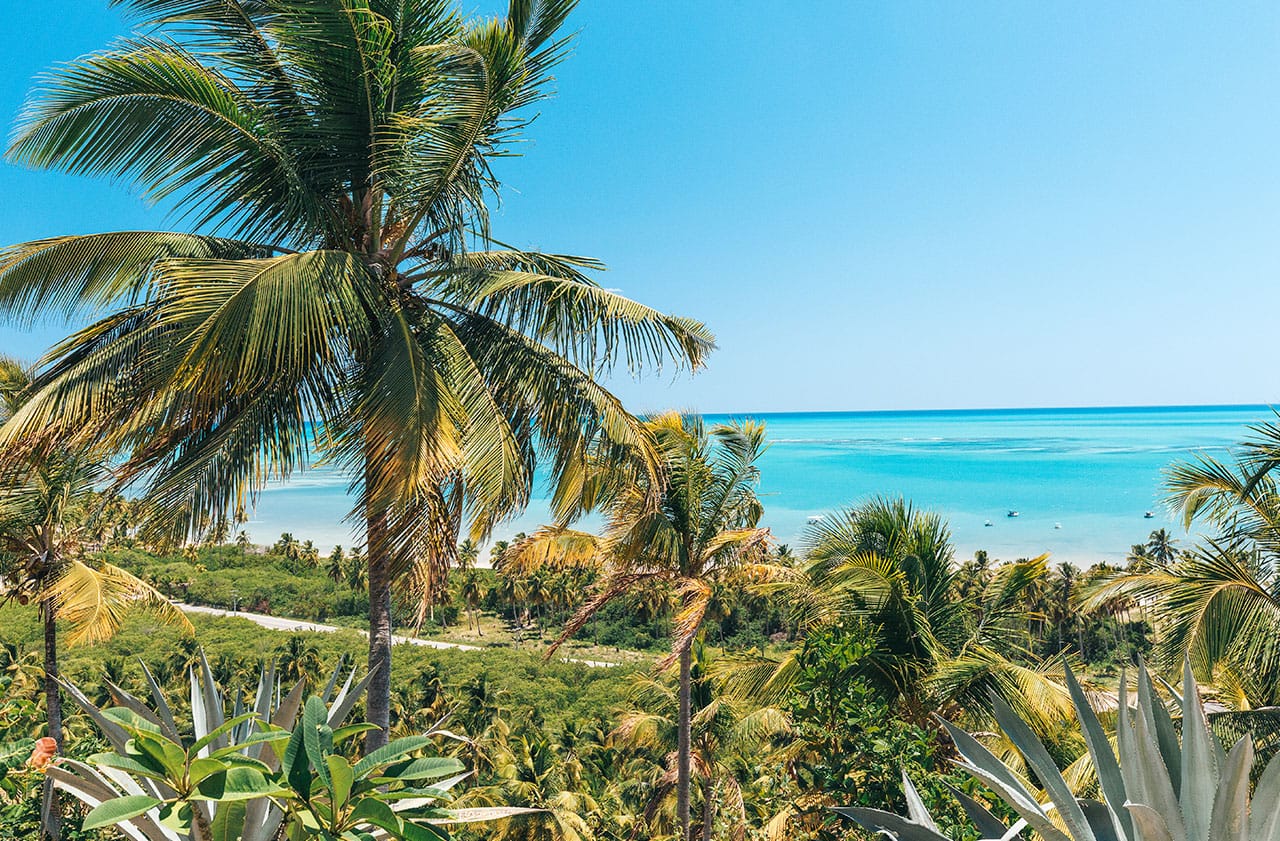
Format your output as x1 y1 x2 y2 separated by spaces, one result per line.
131 731 188 781
302 696 332 790
102 707 164 735
333 723 380 744
158 800 193 834
211 729 290 757
327 754 354 809
352 735 432 778
283 718 311 801
88 751 168 782
82 794 163 830
350 796 403 834
194 766 290 802
188 756 230 787
383 756 465 782
210 799 247 841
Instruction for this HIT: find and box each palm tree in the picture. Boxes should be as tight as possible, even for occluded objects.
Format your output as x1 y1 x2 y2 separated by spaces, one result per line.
1126 542 1153 571
0 357 191 840
503 413 771 840
0 0 711 749
612 638 784 841
326 545 347 584
1086 432 1280 705
1146 528 1178 565
738 497 1073 734
463 733 596 841
276 634 324 689
460 569 487 635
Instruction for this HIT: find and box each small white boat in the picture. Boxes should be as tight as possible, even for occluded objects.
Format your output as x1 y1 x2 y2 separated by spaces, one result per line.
1054 523 1062 530
1007 510 1020 518
984 520 993 527
1144 511 1155 519
806 515 825 525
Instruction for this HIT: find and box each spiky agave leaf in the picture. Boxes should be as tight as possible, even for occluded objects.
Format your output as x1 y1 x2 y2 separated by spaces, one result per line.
836 659 1280 841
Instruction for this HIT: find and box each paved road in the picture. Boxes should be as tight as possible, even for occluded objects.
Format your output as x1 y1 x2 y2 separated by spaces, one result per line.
178 603 619 668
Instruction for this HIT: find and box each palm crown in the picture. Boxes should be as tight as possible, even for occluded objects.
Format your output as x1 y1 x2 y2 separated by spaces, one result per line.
0 0 712 555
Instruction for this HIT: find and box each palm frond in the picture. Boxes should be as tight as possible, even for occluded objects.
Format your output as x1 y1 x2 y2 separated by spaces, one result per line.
41 559 193 646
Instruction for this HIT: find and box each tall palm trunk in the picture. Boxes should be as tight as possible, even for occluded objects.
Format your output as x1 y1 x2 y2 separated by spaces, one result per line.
677 644 692 841
365 504 392 752
701 777 715 841
41 599 61 841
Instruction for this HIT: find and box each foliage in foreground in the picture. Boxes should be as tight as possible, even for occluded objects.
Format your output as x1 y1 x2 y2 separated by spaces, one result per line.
55 651 526 841
838 660 1280 841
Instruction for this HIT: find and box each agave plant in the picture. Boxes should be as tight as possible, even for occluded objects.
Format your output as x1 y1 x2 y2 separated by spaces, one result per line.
836 660 1280 841
47 650 374 841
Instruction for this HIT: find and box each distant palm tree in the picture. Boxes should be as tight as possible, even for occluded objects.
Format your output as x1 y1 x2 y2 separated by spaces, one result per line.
326 546 347 584
0 0 710 750
299 540 321 569
234 530 251 560
1146 528 1178 565
1126 542 1153 570
276 634 324 689
503 413 771 839
460 570 487 635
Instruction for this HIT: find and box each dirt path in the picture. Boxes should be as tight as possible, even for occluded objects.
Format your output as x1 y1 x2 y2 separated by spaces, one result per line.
177 603 620 668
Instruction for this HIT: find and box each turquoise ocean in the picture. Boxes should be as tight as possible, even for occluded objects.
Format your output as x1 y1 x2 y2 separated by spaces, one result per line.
247 405 1274 564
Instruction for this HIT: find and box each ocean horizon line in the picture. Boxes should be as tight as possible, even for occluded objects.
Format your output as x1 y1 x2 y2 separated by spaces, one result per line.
691 401 1278 419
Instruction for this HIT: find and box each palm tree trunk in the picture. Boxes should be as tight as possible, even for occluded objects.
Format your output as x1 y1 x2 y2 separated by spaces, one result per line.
701 777 715 841
365 504 392 752
677 644 692 841
41 600 61 841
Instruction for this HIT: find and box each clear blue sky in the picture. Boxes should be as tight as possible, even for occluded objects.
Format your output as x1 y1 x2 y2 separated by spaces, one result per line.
2 2 1278 413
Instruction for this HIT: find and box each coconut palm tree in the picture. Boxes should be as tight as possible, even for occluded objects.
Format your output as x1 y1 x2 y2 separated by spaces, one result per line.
612 638 784 841
326 545 347 584
736 497 1074 734
464 733 596 841
1146 528 1178 565
501 413 771 840
460 568 487 635
276 633 324 688
1086 432 1280 705
0 356 191 840
0 0 711 749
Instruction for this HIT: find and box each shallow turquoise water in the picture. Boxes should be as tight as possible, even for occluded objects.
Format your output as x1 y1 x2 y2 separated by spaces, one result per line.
246 405 1272 563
